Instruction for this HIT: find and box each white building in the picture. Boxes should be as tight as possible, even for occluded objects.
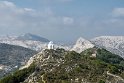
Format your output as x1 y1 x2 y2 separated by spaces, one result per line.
0 64 5 70
91 53 97 58
48 41 54 49
90 50 97 58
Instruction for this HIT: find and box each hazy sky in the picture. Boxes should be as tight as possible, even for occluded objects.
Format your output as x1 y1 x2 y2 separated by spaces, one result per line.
0 0 124 42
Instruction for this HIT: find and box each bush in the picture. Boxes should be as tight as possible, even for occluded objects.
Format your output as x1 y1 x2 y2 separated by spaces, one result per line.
108 65 119 74
99 80 105 83
97 49 124 64
65 51 80 61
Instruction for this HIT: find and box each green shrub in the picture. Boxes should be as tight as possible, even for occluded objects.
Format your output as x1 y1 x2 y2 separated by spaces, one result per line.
0 63 35 83
99 80 105 83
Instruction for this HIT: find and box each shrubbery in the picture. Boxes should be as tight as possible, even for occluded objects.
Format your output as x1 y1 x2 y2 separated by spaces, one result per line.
0 48 124 83
0 63 35 83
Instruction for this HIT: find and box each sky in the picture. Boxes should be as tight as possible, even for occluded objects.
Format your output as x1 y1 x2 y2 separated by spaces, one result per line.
0 0 124 42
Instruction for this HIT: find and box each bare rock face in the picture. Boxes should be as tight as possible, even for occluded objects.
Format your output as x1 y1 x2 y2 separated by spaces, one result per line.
71 37 94 53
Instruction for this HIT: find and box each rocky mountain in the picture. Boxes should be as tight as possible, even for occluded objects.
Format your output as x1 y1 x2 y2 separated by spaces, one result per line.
0 34 50 51
17 33 50 42
1 48 124 83
71 37 94 53
0 33 71 51
91 36 124 58
71 36 124 58
0 43 38 78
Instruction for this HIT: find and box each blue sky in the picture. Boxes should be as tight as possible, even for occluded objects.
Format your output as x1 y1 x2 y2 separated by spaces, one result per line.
0 0 124 42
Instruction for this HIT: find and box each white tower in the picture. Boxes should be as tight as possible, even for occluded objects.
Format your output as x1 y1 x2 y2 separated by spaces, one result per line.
48 41 54 49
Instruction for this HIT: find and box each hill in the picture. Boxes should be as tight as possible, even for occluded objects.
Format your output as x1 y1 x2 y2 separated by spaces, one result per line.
0 43 38 78
0 48 124 83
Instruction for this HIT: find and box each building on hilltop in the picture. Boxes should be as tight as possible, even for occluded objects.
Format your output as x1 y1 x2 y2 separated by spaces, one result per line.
90 50 97 58
48 41 54 49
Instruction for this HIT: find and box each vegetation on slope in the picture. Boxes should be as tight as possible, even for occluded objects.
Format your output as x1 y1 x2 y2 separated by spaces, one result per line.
0 48 124 83
0 43 37 66
0 43 38 78
0 63 35 83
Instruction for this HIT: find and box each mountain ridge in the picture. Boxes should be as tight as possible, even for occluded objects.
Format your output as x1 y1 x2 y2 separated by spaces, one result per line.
0 33 71 51
0 34 124 58
17 33 50 42
0 43 38 78
91 36 124 58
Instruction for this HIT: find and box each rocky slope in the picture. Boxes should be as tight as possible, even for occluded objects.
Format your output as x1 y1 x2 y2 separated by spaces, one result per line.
1 48 124 83
91 36 124 58
0 43 37 78
71 37 94 53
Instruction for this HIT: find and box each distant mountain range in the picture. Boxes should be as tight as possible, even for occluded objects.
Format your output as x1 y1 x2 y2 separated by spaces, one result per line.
71 36 124 58
17 33 50 42
91 36 124 58
0 33 124 58
0 33 70 51
0 43 37 78
0 33 50 51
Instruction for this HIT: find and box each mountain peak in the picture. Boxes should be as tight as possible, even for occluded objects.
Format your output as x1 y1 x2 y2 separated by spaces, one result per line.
76 37 89 44
71 37 94 53
17 33 50 42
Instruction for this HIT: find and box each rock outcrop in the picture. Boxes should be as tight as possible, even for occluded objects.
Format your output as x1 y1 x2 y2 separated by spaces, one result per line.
71 37 94 53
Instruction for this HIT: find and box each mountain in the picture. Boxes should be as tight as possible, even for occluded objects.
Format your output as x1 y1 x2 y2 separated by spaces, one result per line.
91 36 124 58
71 37 94 53
0 43 38 78
17 33 50 42
1 48 124 83
0 33 49 51
0 34 71 51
